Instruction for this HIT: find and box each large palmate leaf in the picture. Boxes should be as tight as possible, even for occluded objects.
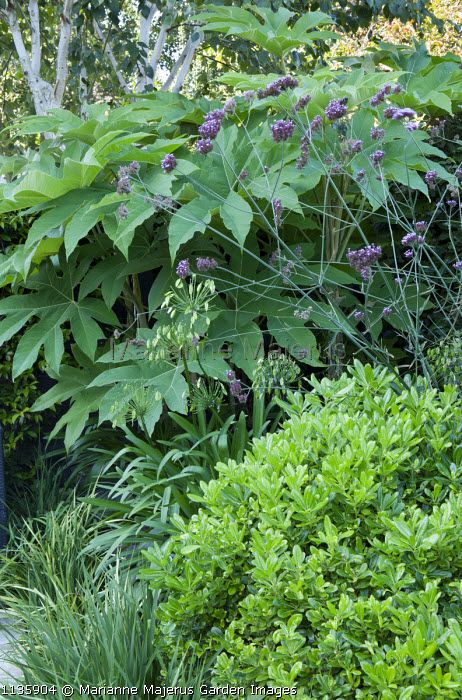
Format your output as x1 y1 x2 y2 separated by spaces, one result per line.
168 197 212 261
192 6 337 58
0 254 119 376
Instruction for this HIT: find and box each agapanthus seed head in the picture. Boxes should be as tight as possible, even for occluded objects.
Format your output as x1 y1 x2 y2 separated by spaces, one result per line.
176 259 190 279
161 153 177 173
271 119 295 142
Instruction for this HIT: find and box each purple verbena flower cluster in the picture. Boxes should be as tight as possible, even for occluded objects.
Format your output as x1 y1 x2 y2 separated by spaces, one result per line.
371 150 385 166
405 121 419 132
294 94 312 111
196 109 226 155
402 231 425 246
196 257 218 272
271 119 295 142
353 310 365 320
116 176 131 194
425 170 438 187
272 198 283 227
370 83 392 106
415 221 427 232
350 139 363 153
118 203 129 219
453 261 462 271
239 169 249 181
226 370 246 403
371 127 385 140
296 133 310 169
176 259 190 279
382 306 392 317
161 153 177 173
258 76 298 98
384 107 417 120
325 97 348 121
347 244 382 280
356 169 366 181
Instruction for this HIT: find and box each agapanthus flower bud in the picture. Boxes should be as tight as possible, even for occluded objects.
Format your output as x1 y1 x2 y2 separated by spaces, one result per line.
271 119 295 142
176 259 190 279
325 98 348 121
161 153 177 173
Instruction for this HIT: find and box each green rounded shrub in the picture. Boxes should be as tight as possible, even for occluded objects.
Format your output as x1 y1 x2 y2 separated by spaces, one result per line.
142 362 462 698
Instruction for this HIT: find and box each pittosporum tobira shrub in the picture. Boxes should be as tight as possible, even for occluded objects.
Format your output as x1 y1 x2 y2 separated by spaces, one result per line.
142 361 462 698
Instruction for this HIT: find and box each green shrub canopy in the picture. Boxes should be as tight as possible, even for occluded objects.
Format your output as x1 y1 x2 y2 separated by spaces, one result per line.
142 363 462 698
